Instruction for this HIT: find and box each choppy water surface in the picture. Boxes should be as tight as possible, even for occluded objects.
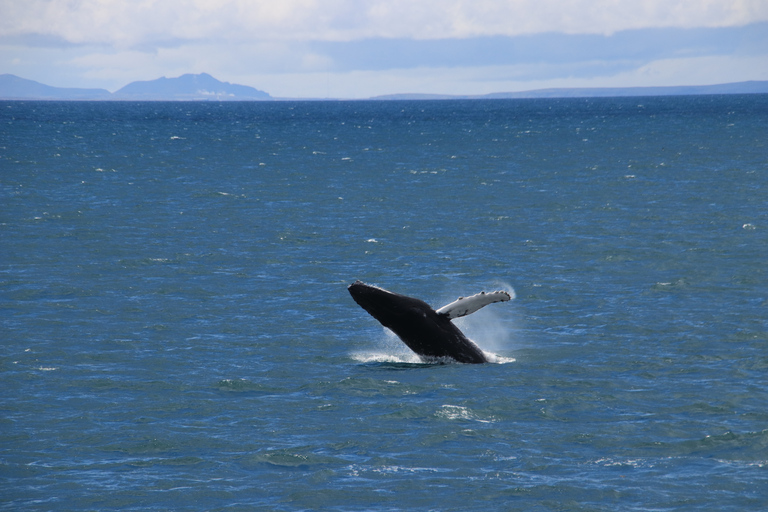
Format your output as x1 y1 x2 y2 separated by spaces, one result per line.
2 97 767 511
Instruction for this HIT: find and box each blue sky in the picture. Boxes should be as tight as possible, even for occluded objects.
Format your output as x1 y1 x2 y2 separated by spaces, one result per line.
1 0 768 98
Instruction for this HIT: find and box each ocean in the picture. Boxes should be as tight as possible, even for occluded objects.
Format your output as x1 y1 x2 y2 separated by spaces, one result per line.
1 96 767 511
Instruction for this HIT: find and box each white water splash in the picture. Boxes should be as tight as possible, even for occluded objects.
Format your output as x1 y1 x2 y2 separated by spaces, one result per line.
353 283 519 364
350 351 424 364
452 282 518 360
483 352 516 364
436 404 496 423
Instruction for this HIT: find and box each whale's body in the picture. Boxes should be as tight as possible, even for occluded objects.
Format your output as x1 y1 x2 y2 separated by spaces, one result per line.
348 281 511 364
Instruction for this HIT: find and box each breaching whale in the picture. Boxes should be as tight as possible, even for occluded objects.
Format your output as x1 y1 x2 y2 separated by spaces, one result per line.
348 281 511 364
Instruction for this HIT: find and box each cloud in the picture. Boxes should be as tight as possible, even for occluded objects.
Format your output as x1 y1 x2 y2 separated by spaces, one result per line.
2 1 767 97
3 0 768 48
307 23 768 72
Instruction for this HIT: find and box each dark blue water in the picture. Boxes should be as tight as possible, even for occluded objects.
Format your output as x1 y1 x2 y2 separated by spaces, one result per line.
2 97 767 511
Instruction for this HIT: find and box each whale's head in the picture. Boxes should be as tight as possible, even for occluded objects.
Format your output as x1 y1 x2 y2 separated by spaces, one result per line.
348 281 433 328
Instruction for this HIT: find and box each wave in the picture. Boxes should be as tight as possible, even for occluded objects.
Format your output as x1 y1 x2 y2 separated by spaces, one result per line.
351 350 514 365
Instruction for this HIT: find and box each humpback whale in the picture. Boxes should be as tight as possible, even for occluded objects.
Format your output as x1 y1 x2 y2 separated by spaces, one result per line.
348 281 511 364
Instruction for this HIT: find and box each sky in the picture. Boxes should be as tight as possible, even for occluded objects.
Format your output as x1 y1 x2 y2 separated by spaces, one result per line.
2 0 768 98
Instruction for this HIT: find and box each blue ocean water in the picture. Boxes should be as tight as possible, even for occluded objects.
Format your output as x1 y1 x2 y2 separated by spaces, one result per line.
1 96 767 511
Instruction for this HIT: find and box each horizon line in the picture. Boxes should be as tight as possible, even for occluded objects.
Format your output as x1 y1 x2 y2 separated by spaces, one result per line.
1 73 768 101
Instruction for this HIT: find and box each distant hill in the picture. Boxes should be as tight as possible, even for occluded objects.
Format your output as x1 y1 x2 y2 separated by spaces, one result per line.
0 73 272 101
0 74 111 100
112 73 271 100
2 73 767 101
372 81 768 100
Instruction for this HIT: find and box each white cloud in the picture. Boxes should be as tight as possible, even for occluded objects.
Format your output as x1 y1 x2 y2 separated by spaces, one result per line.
2 0 768 47
1 1 767 97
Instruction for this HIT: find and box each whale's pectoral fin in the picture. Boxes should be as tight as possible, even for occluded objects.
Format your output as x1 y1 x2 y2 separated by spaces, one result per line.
435 290 512 319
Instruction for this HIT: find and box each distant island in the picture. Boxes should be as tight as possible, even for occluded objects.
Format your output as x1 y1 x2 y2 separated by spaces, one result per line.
0 73 271 101
372 81 768 100
2 72 768 101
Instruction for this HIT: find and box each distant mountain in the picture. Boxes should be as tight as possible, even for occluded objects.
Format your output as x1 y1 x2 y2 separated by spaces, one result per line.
112 73 271 100
480 81 768 99
2 73 767 101
372 81 768 100
0 74 111 100
0 73 271 101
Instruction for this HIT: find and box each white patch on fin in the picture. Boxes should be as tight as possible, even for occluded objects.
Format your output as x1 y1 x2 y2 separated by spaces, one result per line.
436 290 512 319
